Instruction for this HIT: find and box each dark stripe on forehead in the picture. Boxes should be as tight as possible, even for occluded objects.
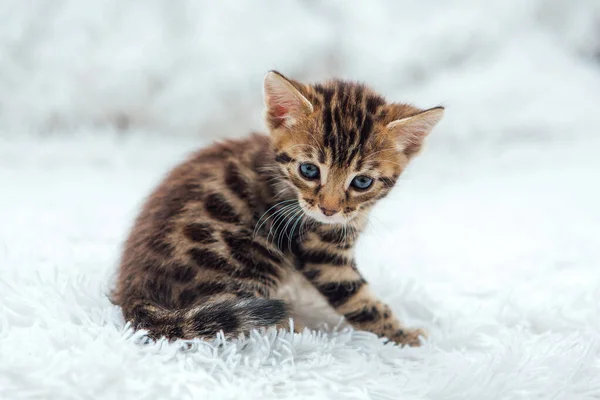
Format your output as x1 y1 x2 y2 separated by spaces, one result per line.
366 94 384 114
340 88 356 165
333 105 346 165
354 84 364 104
359 94 384 148
318 151 326 164
319 86 335 152
332 83 350 166
338 81 352 110
314 81 386 168
315 83 338 160
314 84 335 108
346 104 365 166
358 114 373 149
332 83 344 164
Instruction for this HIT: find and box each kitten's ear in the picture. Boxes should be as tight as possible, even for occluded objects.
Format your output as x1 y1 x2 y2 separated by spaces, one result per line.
263 71 313 131
387 106 444 155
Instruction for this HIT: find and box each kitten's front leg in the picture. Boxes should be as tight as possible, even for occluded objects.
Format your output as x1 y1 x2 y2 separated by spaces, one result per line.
301 257 426 346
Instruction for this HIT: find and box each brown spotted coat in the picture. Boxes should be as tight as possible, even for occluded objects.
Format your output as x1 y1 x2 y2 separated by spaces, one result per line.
112 71 444 346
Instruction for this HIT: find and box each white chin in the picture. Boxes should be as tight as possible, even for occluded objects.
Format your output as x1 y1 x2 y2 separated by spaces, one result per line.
305 210 346 225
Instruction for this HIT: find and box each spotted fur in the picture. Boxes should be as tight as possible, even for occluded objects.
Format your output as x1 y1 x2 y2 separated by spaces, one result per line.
113 71 444 346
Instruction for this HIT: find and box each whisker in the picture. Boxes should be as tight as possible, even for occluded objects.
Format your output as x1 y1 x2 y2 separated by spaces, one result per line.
253 199 297 237
369 213 393 233
276 144 321 165
263 206 297 241
370 158 405 168
273 184 294 200
354 209 392 235
279 207 303 250
267 203 299 244
361 147 398 161
276 206 300 248
272 208 299 249
283 143 321 155
287 211 305 253
302 130 326 154
298 215 310 243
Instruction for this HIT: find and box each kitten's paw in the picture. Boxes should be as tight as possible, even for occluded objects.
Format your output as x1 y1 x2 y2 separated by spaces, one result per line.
390 327 427 347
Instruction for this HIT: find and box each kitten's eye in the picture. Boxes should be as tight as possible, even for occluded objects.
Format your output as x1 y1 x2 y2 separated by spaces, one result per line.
351 175 373 190
299 163 320 180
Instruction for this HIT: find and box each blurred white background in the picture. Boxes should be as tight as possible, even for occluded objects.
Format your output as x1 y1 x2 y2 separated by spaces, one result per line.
2 1 600 398
2 0 600 147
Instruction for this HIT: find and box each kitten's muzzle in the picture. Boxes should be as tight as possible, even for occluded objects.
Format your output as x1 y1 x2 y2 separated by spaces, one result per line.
319 205 338 217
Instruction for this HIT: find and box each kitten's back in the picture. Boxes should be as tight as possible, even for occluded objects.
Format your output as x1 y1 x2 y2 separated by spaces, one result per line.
112 134 288 339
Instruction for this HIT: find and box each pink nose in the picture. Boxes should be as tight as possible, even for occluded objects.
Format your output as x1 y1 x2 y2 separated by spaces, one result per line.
319 206 338 216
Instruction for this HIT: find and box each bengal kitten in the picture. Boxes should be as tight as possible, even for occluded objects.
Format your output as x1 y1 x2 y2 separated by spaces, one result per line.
113 71 444 346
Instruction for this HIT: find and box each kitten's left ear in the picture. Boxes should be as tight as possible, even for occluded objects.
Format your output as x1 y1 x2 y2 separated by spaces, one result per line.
263 71 314 131
386 106 445 155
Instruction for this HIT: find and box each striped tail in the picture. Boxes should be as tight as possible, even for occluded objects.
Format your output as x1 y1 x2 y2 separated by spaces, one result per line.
124 297 288 340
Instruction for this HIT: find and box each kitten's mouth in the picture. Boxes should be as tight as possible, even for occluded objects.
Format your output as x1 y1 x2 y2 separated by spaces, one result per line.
300 205 348 225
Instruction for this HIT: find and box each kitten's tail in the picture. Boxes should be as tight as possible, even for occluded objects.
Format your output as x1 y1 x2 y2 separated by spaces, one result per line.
124 297 288 340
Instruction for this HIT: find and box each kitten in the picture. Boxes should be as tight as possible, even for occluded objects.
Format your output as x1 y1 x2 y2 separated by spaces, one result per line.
113 71 443 346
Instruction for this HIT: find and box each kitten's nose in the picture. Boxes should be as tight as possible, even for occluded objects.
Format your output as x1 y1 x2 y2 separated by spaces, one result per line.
319 205 338 216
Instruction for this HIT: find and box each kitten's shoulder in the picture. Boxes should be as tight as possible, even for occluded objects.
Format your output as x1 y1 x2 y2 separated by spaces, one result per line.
130 132 272 236
185 132 272 166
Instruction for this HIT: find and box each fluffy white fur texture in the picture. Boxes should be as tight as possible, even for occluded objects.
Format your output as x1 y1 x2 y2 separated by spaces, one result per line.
2 1 600 397
1 135 599 399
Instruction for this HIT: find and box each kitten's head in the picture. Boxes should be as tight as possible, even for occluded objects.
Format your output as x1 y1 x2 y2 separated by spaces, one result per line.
262 71 444 225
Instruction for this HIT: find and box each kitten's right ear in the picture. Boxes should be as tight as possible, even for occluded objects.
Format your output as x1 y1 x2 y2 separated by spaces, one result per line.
263 71 313 131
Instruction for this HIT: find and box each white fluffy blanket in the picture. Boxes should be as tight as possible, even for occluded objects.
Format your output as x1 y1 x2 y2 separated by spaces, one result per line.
1 136 599 399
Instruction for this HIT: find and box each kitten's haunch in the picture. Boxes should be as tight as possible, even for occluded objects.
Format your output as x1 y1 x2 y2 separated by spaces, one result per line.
112 71 443 346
